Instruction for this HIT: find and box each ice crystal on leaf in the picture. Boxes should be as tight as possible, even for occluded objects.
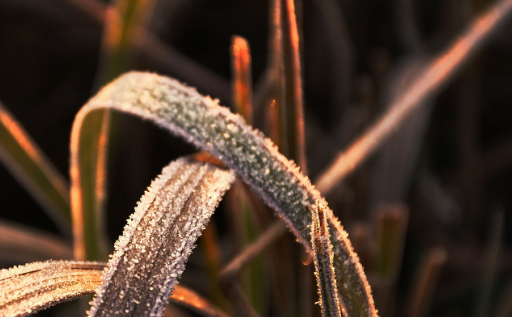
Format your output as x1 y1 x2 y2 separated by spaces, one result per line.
0 260 104 317
72 72 376 317
88 157 235 317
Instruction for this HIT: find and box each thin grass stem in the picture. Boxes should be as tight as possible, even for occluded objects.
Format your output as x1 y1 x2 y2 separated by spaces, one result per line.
315 0 512 196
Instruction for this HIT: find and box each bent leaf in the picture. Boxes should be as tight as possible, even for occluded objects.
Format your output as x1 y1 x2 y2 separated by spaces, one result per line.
89 157 235 317
0 260 104 317
72 71 377 317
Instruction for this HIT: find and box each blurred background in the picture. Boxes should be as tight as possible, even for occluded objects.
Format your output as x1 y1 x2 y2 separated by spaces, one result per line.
0 0 512 316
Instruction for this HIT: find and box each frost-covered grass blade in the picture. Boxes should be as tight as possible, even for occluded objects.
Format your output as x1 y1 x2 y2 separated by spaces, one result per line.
0 260 104 317
88 157 235 316
310 202 343 317
72 71 377 317
0 259 230 317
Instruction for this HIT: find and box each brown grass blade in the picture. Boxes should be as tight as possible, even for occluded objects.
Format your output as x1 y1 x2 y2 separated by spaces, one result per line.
315 0 512 196
0 101 70 234
0 260 104 317
0 221 72 264
89 157 235 316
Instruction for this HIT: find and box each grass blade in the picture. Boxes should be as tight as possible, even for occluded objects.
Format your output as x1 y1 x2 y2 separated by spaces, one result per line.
231 36 254 124
407 247 448 317
72 0 156 261
73 71 377 317
89 157 235 316
0 260 231 317
0 260 104 317
170 285 231 317
0 101 70 233
280 0 307 172
310 202 343 317
268 0 307 172
0 221 72 264
315 0 512 196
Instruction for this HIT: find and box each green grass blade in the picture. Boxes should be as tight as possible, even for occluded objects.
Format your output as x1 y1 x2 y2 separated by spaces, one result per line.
0 102 70 233
72 72 378 317
89 157 235 316
72 0 156 261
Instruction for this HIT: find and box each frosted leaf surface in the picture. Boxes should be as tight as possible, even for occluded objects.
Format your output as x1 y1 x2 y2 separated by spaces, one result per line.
0 260 104 317
88 157 235 317
311 202 343 317
75 71 377 317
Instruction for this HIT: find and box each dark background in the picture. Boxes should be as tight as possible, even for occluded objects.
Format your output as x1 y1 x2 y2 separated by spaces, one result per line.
1 0 512 316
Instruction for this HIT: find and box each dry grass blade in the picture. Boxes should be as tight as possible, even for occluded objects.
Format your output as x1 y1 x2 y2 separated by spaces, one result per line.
0 260 104 317
315 0 512 196
75 71 377 317
310 202 343 317
89 157 235 316
0 101 70 234
0 221 72 264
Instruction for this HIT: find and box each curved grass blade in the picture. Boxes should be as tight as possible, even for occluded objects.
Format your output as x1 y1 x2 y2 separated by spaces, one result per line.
88 157 235 317
0 220 72 264
72 0 157 262
0 101 70 234
0 260 104 317
310 202 343 317
72 71 377 317
0 260 230 317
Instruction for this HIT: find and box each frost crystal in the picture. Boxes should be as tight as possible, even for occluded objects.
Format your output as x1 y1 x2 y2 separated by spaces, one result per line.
77 72 377 317
88 157 235 317
0 260 104 317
